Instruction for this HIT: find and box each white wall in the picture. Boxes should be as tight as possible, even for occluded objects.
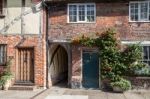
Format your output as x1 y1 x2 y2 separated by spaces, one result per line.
0 0 41 34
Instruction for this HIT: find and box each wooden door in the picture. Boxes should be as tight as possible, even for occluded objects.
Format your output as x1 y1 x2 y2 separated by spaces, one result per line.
16 48 34 83
82 51 99 89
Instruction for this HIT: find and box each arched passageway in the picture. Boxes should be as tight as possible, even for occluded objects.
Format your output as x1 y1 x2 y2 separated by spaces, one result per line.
49 44 68 86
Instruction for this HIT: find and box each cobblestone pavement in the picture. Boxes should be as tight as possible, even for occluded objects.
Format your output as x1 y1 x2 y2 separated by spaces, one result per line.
33 86 150 99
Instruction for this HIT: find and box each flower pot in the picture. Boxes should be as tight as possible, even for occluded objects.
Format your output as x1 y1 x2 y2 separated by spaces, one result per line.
3 79 11 90
112 86 123 93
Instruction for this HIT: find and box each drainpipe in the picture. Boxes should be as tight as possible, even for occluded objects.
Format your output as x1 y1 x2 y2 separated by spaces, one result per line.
41 0 50 88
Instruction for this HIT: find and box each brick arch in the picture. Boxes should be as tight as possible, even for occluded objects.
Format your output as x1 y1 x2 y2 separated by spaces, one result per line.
47 42 72 88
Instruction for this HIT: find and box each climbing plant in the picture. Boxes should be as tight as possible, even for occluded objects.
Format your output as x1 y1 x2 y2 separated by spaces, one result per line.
72 28 146 81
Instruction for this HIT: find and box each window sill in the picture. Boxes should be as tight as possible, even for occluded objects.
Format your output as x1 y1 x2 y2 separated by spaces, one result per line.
129 21 150 23
67 21 96 24
0 14 5 18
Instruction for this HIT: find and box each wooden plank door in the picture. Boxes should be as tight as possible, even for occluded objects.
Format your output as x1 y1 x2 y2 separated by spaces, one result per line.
16 48 34 83
82 51 99 89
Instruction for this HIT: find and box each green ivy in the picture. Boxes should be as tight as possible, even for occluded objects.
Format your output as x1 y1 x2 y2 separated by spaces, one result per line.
73 28 146 81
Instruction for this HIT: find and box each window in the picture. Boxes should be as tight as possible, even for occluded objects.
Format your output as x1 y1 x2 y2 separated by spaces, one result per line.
68 3 96 23
129 1 150 22
0 45 7 65
142 46 150 66
0 0 3 15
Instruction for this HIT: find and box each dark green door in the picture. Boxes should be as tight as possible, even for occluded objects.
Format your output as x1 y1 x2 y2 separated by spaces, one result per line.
82 51 99 88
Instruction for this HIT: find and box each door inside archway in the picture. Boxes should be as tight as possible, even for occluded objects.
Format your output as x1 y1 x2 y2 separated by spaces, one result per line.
49 44 68 86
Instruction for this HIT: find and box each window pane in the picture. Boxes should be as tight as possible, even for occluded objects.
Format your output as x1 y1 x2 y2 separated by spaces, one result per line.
135 3 138 8
143 46 148 60
69 16 77 22
69 5 77 11
78 5 85 21
0 45 6 65
87 16 94 22
130 3 139 21
87 4 95 22
135 9 138 13
131 9 135 13
140 3 148 20
148 61 150 66
69 5 77 22
131 14 138 21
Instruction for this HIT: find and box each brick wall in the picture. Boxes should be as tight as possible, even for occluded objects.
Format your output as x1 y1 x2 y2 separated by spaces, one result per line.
47 2 150 88
126 77 150 89
71 45 82 88
0 34 45 87
48 3 150 41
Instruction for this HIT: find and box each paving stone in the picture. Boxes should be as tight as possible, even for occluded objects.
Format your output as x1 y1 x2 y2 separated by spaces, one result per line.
142 93 150 99
45 95 88 99
89 94 107 99
124 92 145 99
107 92 126 99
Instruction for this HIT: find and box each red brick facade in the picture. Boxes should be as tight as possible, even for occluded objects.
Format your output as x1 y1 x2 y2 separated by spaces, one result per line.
48 3 150 41
1 1 149 89
47 2 150 88
0 34 46 87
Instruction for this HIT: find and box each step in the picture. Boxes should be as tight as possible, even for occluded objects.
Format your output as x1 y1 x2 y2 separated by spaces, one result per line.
14 82 35 86
8 85 36 91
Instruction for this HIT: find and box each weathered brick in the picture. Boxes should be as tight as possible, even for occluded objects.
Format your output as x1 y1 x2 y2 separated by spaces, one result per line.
0 34 46 87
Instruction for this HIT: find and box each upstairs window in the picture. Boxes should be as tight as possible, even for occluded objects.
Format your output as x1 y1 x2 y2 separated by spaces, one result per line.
68 3 96 23
129 1 150 22
0 45 7 65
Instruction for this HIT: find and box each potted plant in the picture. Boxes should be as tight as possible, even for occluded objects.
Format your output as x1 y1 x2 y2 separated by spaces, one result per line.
110 78 131 93
0 71 13 90
0 59 13 90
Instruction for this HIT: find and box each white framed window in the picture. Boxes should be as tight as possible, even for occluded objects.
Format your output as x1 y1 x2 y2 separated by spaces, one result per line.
142 46 150 66
129 1 150 22
68 3 96 23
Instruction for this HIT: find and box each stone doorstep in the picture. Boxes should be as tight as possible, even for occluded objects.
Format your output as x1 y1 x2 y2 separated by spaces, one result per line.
8 85 37 91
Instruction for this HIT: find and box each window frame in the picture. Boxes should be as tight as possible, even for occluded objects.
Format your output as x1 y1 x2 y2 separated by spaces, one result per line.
0 44 7 66
67 3 96 23
0 0 6 18
129 1 150 22
0 0 3 15
141 45 150 66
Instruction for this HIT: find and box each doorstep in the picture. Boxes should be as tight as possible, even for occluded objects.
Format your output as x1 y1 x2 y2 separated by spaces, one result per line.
8 85 36 91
